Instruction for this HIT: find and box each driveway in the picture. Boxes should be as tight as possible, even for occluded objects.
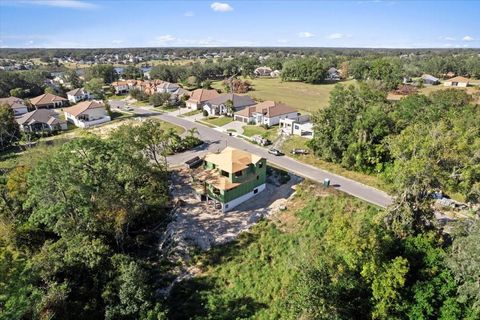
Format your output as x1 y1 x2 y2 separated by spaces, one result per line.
219 120 245 134
131 108 393 208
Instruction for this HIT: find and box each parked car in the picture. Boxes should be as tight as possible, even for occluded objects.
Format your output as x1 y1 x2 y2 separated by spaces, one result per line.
268 148 283 156
291 149 309 155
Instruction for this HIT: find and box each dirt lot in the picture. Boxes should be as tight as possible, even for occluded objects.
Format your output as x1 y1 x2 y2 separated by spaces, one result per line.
160 168 302 255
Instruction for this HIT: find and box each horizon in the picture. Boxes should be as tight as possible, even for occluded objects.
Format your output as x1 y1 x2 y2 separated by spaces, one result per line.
1 0 479 49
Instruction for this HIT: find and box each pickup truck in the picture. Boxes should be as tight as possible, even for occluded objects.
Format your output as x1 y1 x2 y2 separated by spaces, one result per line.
291 149 310 155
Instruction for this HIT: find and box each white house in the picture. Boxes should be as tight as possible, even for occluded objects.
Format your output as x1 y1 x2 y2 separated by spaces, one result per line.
0 96 29 116
234 101 299 126
16 109 67 132
186 89 220 110
444 76 470 87
203 93 256 116
67 88 91 103
254 66 273 77
63 100 111 128
325 67 341 81
111 81 129 94
279 115 314 139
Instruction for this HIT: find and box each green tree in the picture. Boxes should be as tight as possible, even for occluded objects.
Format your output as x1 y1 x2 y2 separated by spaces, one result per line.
0 103 20 151
85 77 105 99
9 87 24 98
149 92 170 107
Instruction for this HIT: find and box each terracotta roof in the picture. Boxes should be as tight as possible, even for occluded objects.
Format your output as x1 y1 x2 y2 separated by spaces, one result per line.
445 76 470 83
206 93 256 109
187 89 219 103
30 93 67 106
64 100 104 117
16 109 63 126
234 101 297 118
112 81 129 86
204 147 263 173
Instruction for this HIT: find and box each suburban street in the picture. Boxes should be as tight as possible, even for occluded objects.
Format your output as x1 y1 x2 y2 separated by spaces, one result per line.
131 107 393 208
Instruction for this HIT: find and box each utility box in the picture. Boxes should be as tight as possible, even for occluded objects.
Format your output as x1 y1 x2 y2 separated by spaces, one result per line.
323 178 330 187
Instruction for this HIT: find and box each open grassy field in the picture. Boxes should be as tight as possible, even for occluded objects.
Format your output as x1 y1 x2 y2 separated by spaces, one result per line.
213 78 356 113
168 181 380 319
281 136 390 192
388 84 480 103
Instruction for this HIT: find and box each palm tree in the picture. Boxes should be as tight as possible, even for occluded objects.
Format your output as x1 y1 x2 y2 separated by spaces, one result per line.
187 127 199 138
225 99 235 117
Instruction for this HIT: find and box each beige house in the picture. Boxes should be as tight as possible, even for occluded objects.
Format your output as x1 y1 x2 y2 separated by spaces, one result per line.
443 76 470 87
16 109 67 132
234 101 299 126
30 93 68 109
64 100 111 128
186 89 219 110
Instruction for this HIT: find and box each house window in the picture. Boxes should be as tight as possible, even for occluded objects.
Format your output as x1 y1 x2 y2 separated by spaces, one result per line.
213 187 221 195
221 170 229 177
294 125 299 130
254 188 258 194
258 162 263 168
235 171 243 178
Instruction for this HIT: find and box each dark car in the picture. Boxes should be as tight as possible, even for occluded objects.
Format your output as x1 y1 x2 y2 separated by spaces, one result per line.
268 148 284 156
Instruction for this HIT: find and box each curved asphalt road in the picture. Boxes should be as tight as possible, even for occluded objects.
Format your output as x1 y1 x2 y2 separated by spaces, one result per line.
132 108 393 208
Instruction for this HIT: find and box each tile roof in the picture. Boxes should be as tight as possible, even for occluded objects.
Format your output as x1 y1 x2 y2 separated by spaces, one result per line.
30 93 67 106
16 109 63 126
63 100 104 117
204 147 263 173
67 88 87 96
187 89 220 103
0 97 28 110
206 93 256 109
445 76 470 83
235 101 297 118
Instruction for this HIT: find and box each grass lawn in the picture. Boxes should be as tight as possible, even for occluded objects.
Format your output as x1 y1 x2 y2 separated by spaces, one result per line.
202 116 233 127
132 100 150 107
106 94 127 101
181 109 203 117
242 125 279 141
168 181 380 319
212 78 356 113
281 136 390 192
158 120 185 135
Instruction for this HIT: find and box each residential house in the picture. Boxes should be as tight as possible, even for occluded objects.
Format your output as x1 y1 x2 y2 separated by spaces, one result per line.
192 147 267 212
279 115 314 139
325 67 341 81
16 109 67 132
421 74 440 85
234 101 299 126
30 93 68 109
67 88 91 103
64 100 111 128
254 66 273 77
156 82 180 94
270 70 281 77
444 76 470 87
111 81 129 94
0 96 29 116
186 89 220 110
203 93 256 116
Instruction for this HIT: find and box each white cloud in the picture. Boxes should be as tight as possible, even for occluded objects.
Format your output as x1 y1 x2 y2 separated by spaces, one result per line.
462 35 474 41
111 40 123 44
20 0 97 9
210 2 233 12
327 33 345 39
298 32 314 38
444 36 455 41
184 11 194 17
155 35 176 45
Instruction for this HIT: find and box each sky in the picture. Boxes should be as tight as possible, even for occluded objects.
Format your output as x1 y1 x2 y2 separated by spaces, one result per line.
0 0 479 49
